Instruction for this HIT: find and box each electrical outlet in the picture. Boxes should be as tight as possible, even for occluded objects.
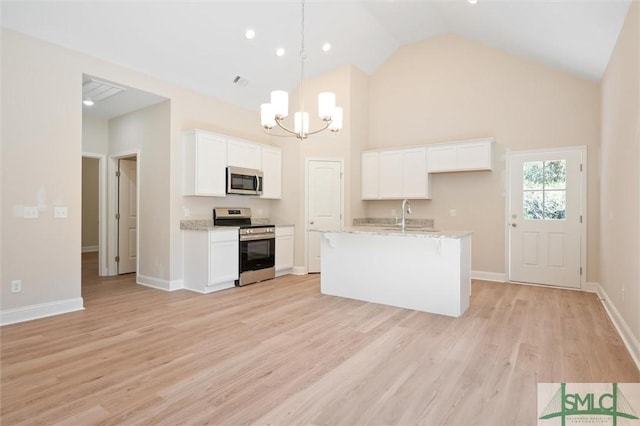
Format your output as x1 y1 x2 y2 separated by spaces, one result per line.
54 206 68 218
11 280 22 293
24 207 39 219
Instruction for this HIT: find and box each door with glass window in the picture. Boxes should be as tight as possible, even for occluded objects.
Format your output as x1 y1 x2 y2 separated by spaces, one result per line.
508 149 584 288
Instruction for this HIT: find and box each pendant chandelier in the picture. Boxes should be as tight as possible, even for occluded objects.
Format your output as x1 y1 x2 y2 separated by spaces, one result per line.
260 0 343 140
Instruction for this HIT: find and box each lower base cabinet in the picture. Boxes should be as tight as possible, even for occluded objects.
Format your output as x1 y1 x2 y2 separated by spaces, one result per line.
275 226 294 276
183 229 239 293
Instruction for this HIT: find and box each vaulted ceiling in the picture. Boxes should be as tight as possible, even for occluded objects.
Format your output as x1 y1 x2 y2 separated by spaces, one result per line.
1 1 631 114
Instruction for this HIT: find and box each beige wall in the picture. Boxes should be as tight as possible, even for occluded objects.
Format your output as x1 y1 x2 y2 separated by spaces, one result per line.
109 101 171 282
600 2 640 345
1 29 267 311
366 34 601 279
82 115 109 154
81 157 99 250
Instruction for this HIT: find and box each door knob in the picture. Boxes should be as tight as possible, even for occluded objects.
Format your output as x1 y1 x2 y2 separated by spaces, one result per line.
510 223 517 227
310 221 315 225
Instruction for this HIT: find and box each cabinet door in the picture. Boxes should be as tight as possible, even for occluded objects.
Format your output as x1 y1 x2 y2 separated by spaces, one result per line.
458 141 492 171
275 227 294 272
209 239 239 285
401 147 429 198
184 131 227 196
378 150 403 198
227 138 262 170
361 152 379 200
427 145 458 173
261 146 282 199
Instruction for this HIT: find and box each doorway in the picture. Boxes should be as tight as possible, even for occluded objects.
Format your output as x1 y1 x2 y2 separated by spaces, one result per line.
117 157 137 274
306 159 343 273
507 147 586 288
81 153 108 277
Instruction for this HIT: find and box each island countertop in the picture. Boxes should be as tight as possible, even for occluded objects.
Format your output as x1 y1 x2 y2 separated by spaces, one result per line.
313 226 473 239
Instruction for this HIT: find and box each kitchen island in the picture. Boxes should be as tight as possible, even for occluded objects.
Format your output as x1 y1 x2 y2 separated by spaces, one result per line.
318 227 472 317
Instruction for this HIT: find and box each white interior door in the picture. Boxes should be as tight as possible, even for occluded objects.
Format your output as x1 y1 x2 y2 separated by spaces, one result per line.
508 149 584 288
118 158 137 274
307 160 343 273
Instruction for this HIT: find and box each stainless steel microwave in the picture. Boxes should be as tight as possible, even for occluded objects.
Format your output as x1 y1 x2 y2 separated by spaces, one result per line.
226 166 263 196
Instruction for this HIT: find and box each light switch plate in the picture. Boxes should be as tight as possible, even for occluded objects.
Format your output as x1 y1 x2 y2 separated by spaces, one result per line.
54 207 68 218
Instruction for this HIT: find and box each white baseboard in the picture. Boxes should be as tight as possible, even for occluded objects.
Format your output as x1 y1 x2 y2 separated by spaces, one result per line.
291 266 307 276
137 274 183 291
0 297 84 326
591 282 640 371
471 270 506 282
81 245 99 253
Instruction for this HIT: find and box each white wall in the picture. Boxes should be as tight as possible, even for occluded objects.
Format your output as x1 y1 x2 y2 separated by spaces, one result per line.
82 115 109 154
600 2 640 356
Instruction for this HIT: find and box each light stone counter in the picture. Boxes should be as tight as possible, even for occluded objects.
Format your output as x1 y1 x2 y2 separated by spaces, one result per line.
313 226 473 239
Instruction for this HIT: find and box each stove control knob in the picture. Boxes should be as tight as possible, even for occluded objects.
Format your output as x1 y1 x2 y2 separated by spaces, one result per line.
248 229 253 234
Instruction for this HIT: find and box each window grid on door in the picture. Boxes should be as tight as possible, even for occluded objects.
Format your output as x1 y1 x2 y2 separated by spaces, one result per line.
522 160 567 220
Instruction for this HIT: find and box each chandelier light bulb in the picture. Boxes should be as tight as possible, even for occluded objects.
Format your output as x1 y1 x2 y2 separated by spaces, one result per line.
294 112 310 135
270 90 289 118
260 103 276 129
318 92 336 120
328 107 343 132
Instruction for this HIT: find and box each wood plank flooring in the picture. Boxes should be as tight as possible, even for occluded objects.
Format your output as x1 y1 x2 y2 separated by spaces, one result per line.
1 252 638 425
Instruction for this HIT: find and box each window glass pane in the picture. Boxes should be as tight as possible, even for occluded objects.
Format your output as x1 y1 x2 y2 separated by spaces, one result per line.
544 160 566 190
523 191 544 220
544 190 566 220
523 161 543 190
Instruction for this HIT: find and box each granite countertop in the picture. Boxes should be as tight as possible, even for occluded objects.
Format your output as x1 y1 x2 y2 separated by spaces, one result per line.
180 219 293 231
313 226 473 239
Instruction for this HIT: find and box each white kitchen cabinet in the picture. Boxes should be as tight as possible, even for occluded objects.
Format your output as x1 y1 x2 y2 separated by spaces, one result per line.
427 138 493 173
378 150 403 198
227 138 262 170
361 152 379 200
361 147 430 200
183 130 227 196
261 146 282 199
183 229 239 293
401 147 429 199
275 225 294 276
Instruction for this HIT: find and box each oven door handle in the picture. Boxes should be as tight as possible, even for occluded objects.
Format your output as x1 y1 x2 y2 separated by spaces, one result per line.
240 234 276 242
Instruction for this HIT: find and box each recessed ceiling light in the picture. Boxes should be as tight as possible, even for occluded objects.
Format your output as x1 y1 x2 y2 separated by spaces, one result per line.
467 0 478 4
83 99 94 106
276 47 285 57
322 43 331 52
245 29 255 40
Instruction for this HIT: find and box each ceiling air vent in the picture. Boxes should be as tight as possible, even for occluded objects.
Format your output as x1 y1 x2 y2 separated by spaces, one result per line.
233 75 249 87
82 78 126 103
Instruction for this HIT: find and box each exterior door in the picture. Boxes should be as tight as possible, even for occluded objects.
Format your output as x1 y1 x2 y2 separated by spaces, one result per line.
508 148 585 288
118 158 137 274
307 160 343 273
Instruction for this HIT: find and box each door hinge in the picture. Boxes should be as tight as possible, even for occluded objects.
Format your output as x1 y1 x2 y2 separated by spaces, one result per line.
116 213 120 220
580 215 583 223
580 164 583 172
115 256 120 262
116 170 121 177
580 267 583 275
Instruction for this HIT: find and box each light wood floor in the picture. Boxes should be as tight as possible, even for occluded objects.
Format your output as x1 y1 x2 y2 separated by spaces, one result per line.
2 252 638 425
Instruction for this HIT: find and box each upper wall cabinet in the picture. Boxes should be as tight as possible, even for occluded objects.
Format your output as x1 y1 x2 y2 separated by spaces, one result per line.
362 147 431 200
261 146 282 199
427 138 494 173
227 138 262 170
183 129 227 197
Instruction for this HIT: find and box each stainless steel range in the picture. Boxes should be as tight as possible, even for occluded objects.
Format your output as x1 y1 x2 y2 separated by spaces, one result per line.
213 208 275 287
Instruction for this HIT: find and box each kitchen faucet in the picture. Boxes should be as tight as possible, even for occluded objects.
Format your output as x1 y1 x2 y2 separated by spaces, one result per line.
401 199 411 231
